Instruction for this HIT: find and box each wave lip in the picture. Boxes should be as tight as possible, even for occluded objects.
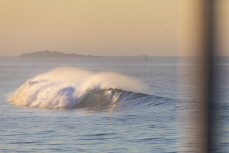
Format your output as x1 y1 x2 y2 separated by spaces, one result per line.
8 67 147 109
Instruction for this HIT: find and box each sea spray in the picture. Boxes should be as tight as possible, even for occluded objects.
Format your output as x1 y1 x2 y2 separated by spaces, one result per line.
8 67 147 108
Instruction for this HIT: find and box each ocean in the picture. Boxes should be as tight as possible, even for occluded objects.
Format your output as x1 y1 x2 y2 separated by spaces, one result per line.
0 56 220 152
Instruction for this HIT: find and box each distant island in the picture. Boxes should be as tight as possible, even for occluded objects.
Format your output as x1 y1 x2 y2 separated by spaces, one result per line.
19 50 100 58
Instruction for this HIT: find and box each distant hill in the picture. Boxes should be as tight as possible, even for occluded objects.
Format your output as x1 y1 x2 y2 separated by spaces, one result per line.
19 50 99 58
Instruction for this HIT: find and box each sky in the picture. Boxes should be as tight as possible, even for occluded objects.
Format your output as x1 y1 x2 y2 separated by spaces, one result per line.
217 0 229 56
0 0 228 56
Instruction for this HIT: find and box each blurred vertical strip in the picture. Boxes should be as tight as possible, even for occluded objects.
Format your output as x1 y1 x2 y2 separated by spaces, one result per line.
201 0 216 151
207 0 216 152
198 0 215 152
197 0 211 152
176 0 214 152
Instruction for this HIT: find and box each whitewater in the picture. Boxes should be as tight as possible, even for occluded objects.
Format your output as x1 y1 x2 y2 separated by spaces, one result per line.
8 67 147 109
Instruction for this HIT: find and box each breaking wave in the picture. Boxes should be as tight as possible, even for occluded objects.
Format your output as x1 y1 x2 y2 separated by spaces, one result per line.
8 67 175 111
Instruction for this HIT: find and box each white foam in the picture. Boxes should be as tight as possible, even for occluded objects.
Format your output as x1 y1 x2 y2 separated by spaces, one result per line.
8 67 146 108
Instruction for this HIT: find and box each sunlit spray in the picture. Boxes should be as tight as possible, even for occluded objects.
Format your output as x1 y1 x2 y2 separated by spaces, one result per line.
8 67 147 108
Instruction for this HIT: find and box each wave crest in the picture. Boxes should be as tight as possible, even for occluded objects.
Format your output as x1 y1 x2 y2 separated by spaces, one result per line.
8 67 147 109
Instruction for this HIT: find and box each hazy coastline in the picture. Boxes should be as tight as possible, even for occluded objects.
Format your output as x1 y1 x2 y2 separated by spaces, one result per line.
19 50 100 58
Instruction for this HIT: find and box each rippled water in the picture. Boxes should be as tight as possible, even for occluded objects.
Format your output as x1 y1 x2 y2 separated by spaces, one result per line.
210 59 229 153
0 56 204 152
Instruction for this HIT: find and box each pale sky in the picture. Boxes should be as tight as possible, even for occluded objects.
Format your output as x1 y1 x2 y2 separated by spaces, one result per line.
217 0 229 56
0 0 228 56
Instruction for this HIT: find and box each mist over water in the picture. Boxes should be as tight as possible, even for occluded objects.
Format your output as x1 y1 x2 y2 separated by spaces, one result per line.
8 67 147 109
